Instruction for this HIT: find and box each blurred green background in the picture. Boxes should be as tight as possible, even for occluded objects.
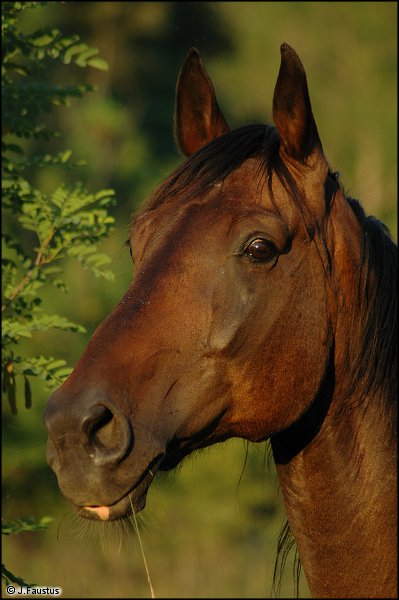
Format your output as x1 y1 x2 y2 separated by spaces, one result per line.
2 2 397 598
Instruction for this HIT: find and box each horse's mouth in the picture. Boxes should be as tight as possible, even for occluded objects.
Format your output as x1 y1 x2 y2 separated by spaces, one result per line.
78 447 190 521
78 455 163 521
77 430 219 521
79 478 148 521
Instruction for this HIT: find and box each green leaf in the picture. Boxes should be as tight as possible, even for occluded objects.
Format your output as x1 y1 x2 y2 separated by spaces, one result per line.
2 517 53 535
2 320 33 341
31 30 60 47
60 148 72 163
63 42 89 63
17 356 73 388
87 57 109 71
34 315 86 333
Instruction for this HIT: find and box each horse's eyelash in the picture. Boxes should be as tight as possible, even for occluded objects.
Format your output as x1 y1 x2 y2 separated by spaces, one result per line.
125 238 134 259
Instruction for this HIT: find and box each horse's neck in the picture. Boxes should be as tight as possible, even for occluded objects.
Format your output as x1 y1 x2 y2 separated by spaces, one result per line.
272 387 397 598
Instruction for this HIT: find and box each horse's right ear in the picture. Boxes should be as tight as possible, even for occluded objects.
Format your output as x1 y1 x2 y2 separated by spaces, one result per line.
273 43 322 162
174 48 230 157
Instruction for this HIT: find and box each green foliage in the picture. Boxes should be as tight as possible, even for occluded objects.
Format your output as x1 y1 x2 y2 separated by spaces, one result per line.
2 0 116 589
1 1 116 414
2 516 54 536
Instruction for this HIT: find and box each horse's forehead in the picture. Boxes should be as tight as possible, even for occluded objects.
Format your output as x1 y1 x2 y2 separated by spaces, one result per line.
214 159 296 221
178 158 285 218
133 158 297 243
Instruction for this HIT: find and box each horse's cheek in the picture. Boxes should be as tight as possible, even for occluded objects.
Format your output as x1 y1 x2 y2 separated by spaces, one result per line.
225 263 331 437
261 272 331 430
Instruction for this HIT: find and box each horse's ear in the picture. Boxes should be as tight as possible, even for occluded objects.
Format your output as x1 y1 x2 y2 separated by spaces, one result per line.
273 44 322 162
174 48 230 157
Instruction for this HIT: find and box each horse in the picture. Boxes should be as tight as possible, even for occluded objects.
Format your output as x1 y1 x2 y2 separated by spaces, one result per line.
44 44 397 598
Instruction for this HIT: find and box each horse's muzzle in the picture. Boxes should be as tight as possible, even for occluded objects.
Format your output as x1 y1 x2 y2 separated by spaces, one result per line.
43 386 163 515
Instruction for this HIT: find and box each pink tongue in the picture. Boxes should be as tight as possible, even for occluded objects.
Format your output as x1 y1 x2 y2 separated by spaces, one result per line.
84 505 110 520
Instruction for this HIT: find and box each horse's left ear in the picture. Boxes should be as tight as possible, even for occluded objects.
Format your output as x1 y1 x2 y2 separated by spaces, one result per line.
273 44 322 162
174 48 230 157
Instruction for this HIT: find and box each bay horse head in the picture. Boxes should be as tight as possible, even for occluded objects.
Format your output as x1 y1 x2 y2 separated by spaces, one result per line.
44 44 397 597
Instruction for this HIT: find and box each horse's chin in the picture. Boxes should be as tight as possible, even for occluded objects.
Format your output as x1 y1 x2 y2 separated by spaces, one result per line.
75 438 211 521
78 471 152 521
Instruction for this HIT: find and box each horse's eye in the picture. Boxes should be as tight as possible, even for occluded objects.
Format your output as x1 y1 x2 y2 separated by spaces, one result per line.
244 238 277 262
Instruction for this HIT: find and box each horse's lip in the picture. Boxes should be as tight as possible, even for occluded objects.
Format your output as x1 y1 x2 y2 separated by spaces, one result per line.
79 487 146 521
79 474 151 521
78 455 163 521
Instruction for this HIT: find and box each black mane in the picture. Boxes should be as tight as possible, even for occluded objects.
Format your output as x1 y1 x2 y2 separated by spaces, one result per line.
347 197 397 417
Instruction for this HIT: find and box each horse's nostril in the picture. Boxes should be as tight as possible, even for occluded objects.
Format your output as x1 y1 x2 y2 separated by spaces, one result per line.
82 405 113 445
80 403 132 465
